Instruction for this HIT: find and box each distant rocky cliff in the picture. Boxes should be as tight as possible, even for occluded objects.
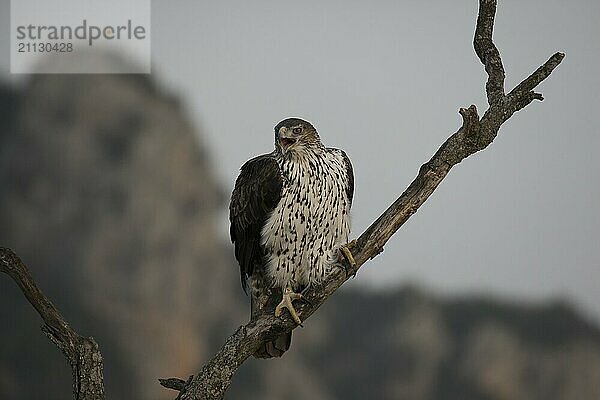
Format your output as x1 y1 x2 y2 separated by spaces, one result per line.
0 74 238 400
0 73 599 400
241 289 600 400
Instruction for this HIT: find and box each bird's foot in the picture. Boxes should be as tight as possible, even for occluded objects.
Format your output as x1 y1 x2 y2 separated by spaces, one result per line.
339 240 357 277
275 287 304 326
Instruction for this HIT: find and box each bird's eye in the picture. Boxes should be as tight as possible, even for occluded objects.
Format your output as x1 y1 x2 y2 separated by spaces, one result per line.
292 127 302 134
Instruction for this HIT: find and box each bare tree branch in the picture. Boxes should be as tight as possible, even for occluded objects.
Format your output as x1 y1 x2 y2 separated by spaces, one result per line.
506 52 565 113
0 1 564 399
0 248 106 400
474 0 505 104
162 1 565 399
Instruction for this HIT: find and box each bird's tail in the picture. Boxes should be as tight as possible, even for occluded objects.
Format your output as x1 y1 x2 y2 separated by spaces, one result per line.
249 273 292 358
254 332 291 358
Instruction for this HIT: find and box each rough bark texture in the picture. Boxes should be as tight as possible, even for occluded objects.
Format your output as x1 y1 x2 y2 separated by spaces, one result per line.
160 1 564 399
0 248 105 400
0 1 564 399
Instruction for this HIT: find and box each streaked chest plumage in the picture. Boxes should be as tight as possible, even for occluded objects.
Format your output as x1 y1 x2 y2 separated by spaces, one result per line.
261 148 351 289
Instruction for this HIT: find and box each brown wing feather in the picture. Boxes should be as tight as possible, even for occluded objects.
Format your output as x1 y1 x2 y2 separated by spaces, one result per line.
337 149 354 205
229 153 283 291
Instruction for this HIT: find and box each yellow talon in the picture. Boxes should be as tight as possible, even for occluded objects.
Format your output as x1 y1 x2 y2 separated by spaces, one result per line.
340 240 357 267
275 287 303 325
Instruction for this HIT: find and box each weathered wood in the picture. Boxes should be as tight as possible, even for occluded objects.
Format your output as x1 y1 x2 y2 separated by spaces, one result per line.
0 1 564 399
161 1 565 399
0 248 105 400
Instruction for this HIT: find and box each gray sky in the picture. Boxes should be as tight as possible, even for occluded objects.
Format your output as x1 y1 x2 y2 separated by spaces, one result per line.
2 0 599 321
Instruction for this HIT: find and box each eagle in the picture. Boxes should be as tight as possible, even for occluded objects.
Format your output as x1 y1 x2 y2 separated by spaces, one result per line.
229 118 355 358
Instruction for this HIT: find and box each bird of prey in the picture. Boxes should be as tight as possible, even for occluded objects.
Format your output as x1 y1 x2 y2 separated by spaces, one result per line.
229 118 355 358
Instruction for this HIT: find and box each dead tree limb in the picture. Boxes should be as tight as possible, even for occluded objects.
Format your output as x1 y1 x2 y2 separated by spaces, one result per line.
161 1 564 399
0 248 106 400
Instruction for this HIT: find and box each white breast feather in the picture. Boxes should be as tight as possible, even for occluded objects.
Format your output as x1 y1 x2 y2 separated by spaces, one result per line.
261 149 351 290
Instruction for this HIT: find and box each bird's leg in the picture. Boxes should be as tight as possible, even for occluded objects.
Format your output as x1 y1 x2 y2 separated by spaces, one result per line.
275 286 303 326
299 286 314 306
339 239 357 270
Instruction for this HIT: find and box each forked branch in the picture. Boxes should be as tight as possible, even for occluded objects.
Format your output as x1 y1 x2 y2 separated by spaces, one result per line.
161 1 564 399
0 1 564 399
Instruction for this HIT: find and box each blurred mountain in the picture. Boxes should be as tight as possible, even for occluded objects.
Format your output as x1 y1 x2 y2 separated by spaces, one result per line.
0 73 239 400
0 71 599 400
238 288 600 400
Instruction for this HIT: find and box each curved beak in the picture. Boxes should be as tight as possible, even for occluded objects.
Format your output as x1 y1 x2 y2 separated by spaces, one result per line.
276 127 297 151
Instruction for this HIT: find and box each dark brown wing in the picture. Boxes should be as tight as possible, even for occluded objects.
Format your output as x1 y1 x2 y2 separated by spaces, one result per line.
229 153 283 292
339 149 354 206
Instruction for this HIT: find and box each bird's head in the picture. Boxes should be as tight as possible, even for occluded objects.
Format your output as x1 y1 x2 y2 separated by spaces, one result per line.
274 118 322 156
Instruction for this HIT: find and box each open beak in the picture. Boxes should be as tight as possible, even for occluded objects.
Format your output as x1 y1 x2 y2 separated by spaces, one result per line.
277 127 298 151
279 137 297 150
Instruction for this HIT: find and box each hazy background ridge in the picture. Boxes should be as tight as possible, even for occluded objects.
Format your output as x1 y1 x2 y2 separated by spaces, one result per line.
1 0 598 321
0 1 599 399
